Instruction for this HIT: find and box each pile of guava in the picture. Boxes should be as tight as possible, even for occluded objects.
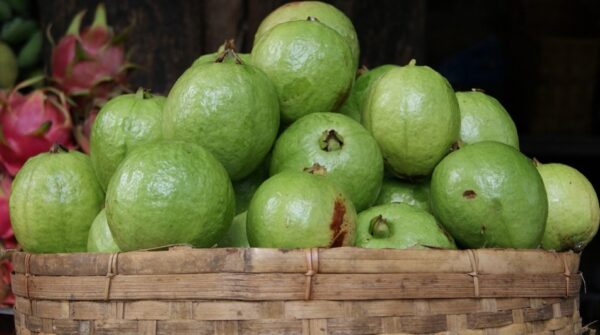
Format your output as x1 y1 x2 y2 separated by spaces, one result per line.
8 1 598 254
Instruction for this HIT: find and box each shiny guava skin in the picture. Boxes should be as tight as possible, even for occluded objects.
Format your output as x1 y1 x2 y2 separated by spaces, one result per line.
163 61 280 181
87 209 120 253
339 65 395 122
251 19 355 124
537 163 600 251
375 177 431 213
356 203 456 249
217 211 249 247
247 170 357 248
456 91 519 149
105 141 235 251
362 62 460 178
90 89 165 191
254 1 360 69
192 52 251 67
270 112 383 211
9 150 104 253
430 141 548 249
233 157 269 214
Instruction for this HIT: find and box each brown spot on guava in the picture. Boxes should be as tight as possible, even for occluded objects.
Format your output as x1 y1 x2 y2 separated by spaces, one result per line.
463 190 477 199
480 225 486 235
330 199 347 247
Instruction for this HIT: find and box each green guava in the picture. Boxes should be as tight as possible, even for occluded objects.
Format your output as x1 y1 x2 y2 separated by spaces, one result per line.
247 170 357 248
251 18 355 123
217 211 249 248
356 203 456 249
339 65 395 122
536 162 599 251
254 1 360 68
0 42 17 88
430 141 548 248
456 90 519 149
87 209 120 253
9 147 104 253
163 54 280 181
90 88 165 190
270 112 383 211
105 141 235 251
192 49 251 67
375 177 431 212
363 60 460 178
233 157 269 214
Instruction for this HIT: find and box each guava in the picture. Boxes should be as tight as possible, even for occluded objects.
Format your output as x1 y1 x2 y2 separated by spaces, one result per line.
163 51 280 181
192 52 251 67
430 141 548 248
375 177 431 212
251 18 354 123
9 146 104 253
217 211 249 248
233 157 269 214
356 203 456 249
536 162 599 251
105 141 235 251
247 170 357 248
339 65 395 122
363 60 460 178
254 1 359 68
456 90 519 149
90 88 165 190
270 112 383 211
87 209 120 253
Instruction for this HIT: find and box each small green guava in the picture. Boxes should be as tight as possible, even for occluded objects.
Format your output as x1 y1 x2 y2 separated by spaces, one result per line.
217 211 249 248
375 177 431 212
356 203 456 249
339 65 395 122
456 90 519 149
536 162 600 251
87 209 120 253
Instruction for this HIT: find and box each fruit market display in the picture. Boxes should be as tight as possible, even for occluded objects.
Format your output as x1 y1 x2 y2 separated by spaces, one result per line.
0 0 599 308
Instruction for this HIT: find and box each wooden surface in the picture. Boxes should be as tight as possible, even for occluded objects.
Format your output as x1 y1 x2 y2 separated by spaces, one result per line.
37 0 426 95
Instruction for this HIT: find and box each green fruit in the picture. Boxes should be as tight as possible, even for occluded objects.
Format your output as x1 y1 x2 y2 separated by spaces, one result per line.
251 18 354 123
87 209 120 253
16 29 41 68
164 58 280 181
363 60 460 178
90 89 165 190
356 203 456 249
375 177 431 212
456 90 519 149
537 163 599 251
106 141 235 251
1 17 36 44
270 112 383 211
9 148 104 253
247 170 357 248
430 141 548 249
254 1 360 69
0 41 17 88
233 158 269 214
192 51 251 67
339 65 395 122
218 211 249 247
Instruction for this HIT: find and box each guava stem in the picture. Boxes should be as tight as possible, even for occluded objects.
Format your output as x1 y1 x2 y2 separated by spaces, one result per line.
369 215 391 239
357 65 369 77
215 47 244 65
408 59 417 66
303 163 328 176
49 143 68 154
532 157 542 167
450 140 463 152
307 16 320 22
471 88 486 93
319 129 344 152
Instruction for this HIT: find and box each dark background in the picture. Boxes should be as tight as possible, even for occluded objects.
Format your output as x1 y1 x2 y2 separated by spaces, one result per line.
5 0 596 330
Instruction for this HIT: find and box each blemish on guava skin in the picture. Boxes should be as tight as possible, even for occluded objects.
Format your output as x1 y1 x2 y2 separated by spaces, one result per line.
330 199 347 247
480 225 486 235
463 190 477 199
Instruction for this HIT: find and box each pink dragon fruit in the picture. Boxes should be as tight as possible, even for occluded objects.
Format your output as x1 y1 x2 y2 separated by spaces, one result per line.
51 3 130 106
73 108 98 154
0 173 12 241
0 79 74 176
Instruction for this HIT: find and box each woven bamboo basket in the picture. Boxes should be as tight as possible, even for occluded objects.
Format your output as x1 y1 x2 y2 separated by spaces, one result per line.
10 247 584 335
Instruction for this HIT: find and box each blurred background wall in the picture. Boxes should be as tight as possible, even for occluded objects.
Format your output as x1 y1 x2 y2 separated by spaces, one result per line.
20 0 600 328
